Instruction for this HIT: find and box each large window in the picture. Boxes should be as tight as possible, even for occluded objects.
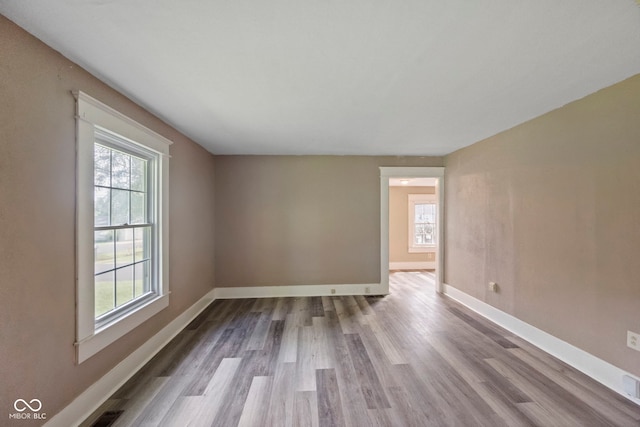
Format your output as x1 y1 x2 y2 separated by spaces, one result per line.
75 91 171 363
93 135 154 325
408 193 437 252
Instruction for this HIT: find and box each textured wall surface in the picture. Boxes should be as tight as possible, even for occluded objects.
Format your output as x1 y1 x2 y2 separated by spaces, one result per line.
0 16 216 423
214 156 443 287
444 74 640 377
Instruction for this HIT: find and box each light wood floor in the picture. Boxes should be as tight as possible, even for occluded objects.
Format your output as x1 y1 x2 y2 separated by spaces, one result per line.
83 271 640 426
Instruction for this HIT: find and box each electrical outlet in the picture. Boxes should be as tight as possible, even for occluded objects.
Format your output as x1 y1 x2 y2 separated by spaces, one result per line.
488 282 498 292
330 288 336 295
365 287 371 294
628 331 640 351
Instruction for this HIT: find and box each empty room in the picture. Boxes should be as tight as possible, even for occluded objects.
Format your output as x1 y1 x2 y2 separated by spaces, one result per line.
1 1 639 426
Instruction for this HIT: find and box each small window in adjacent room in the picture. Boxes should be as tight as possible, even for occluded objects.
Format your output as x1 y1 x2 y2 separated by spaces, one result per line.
408 193 437 253
74 91 171 363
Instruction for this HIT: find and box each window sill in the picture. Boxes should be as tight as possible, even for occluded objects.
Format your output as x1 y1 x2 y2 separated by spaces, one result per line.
408 246 436 253
76 294 169 363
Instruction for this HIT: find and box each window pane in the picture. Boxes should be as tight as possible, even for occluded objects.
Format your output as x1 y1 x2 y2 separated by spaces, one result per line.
413 202 436 245
428 204 435 222
94 144 111 186
415 223 432 245
134 261 150 297
116 228 134 267
134 227 151 262
95 230 115 274
95 270 115 317
131 192 145 224
111 189 130 225
94 187 110 226
415 204 423 222
131 157 146 192
116 265 135 307
414 203 435 224
111 151 130 189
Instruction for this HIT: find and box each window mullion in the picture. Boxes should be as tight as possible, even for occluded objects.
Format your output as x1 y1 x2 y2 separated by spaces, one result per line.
108 150 113 226
128 153 132 225
95 223 152 231
128 154 133 301
133 228 137 300
112 230 117 310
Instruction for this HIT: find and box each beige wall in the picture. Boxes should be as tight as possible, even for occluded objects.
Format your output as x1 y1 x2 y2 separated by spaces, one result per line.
444 74 640 377
389 186 436 264
0 16 216 423
214 156 443 287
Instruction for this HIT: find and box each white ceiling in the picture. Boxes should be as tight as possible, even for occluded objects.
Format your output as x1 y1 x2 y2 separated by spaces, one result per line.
2 1 640 156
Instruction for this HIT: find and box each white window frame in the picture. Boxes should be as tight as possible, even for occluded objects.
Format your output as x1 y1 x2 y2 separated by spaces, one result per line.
408 193 437 253
74 91 171 363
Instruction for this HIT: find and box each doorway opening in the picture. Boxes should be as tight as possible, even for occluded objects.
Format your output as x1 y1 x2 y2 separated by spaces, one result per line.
380 167 444 294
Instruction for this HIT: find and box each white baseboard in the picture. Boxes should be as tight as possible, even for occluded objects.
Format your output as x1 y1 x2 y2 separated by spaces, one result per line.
214 283 383 299
443 283 640 406
389 261 435 270
45 288 217 427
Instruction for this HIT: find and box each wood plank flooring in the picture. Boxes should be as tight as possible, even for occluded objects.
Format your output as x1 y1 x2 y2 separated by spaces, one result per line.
83 271 640 426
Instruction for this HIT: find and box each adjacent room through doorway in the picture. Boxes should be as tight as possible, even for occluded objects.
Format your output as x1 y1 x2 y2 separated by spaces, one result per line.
379 167 444 294
388 177 438 273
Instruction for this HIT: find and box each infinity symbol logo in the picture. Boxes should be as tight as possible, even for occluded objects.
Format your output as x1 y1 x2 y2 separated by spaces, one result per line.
14 399 42 412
